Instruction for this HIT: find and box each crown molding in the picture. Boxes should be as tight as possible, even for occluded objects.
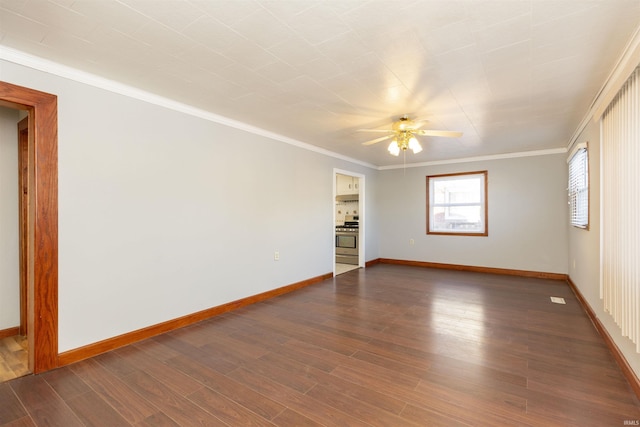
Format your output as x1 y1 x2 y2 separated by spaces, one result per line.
378 148 567 170
0 46 376 169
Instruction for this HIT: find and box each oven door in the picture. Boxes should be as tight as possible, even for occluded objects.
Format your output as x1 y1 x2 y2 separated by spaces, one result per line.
336 232 358 256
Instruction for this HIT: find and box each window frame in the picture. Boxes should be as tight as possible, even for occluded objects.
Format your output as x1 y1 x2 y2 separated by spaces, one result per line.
567 142 589 229
426 170 488 236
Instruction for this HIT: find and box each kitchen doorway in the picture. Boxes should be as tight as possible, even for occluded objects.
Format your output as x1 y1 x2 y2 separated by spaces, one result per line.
334 169 364 276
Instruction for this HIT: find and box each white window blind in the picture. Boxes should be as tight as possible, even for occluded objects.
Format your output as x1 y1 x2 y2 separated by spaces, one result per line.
601 66 640 353
567 142 588 228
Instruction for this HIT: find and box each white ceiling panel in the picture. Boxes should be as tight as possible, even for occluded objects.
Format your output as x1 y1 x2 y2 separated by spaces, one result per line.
118 0 203 32
0 7 50 43
0 0 639 167
68 0 148 34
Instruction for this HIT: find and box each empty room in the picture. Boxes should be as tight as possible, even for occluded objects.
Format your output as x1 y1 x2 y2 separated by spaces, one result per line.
1 1 640 425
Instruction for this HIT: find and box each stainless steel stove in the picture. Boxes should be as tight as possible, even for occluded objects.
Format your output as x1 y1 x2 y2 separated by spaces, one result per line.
336 215 359 265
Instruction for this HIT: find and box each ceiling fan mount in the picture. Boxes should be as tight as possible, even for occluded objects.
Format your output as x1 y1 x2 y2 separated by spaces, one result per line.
358 115 462 156
391 115 415 132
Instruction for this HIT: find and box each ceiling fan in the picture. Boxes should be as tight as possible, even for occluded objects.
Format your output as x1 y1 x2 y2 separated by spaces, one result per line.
359 115 462 156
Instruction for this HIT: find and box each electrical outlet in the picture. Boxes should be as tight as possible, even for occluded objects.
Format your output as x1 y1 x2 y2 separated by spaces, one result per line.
274 251 280 261
410 239 415 245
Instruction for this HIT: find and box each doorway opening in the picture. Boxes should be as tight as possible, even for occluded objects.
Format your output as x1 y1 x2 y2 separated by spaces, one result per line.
0 111 29 382
0 81 58 377
334 170 364 276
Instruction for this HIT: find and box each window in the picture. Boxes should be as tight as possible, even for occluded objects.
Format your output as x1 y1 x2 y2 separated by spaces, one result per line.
427 171 487 236
567 142 589 229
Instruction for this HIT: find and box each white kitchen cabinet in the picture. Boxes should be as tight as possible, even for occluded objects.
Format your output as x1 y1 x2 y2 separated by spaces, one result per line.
336 174 359 195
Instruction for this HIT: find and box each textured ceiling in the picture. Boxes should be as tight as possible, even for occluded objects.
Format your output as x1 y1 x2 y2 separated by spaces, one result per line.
1 0 639 167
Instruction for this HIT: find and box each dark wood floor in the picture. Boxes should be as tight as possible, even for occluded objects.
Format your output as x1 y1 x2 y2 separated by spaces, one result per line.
1 264 639 426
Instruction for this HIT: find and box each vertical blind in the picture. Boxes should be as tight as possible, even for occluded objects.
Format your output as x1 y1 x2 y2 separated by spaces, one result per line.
601 66 640 352
567 143 589 228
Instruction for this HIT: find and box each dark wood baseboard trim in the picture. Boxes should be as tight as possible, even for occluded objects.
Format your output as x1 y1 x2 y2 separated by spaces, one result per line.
0 327 20 340
58 272 333 367
365 258 381 268
373 258 568 281
566 276 640 400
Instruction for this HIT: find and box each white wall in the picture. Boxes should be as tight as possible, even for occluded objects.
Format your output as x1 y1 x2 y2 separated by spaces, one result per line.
0 107 20 330
0 60 377 352
569 119 640 378
377 153 569 274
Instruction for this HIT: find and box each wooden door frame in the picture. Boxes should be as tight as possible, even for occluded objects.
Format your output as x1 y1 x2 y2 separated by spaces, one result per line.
0 81 58 374
18 117 28 337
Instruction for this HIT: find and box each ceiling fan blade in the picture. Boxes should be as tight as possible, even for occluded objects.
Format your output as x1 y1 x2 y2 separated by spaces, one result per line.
411 120 429 129
362 135 392 145
414 129 463 138
357 129 395 133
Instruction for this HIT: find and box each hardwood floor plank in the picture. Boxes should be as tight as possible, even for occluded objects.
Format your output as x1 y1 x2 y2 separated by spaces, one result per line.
1 417 36 427
133 412 180 427
318 367 407 416
410 378 548 426
112 346 202 396
164 321 231 349
525 387 640 426
131 338 183 363
42 367 91 401
0 383 27 424
427 353 528 390
235 310 361 357
331 357 420 390
69 358 159 424
9 375 83 427
399 403 472 427
227 367 372 427
92 349 140 378
415 376 528 414
186 386 276 426
261 348 409 416
527 356 632 391
271 408 325 427
150 334 237 374
198 333 271 365
527 377 640 412
166 354 286 421
240 355 318 393
64 391 130 426
305 383 419 427
349 349 431 380
280 338 355 370
229 329 338 373
120 370 223 426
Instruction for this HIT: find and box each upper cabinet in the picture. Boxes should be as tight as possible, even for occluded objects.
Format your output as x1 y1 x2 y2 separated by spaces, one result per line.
337 174 359 195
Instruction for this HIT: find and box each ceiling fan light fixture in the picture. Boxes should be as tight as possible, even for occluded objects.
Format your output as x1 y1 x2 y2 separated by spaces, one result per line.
360 115 461 158
408 136 422 154
388 140 400 156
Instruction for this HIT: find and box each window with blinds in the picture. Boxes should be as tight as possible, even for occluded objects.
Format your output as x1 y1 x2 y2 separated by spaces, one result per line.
567 142 589 228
